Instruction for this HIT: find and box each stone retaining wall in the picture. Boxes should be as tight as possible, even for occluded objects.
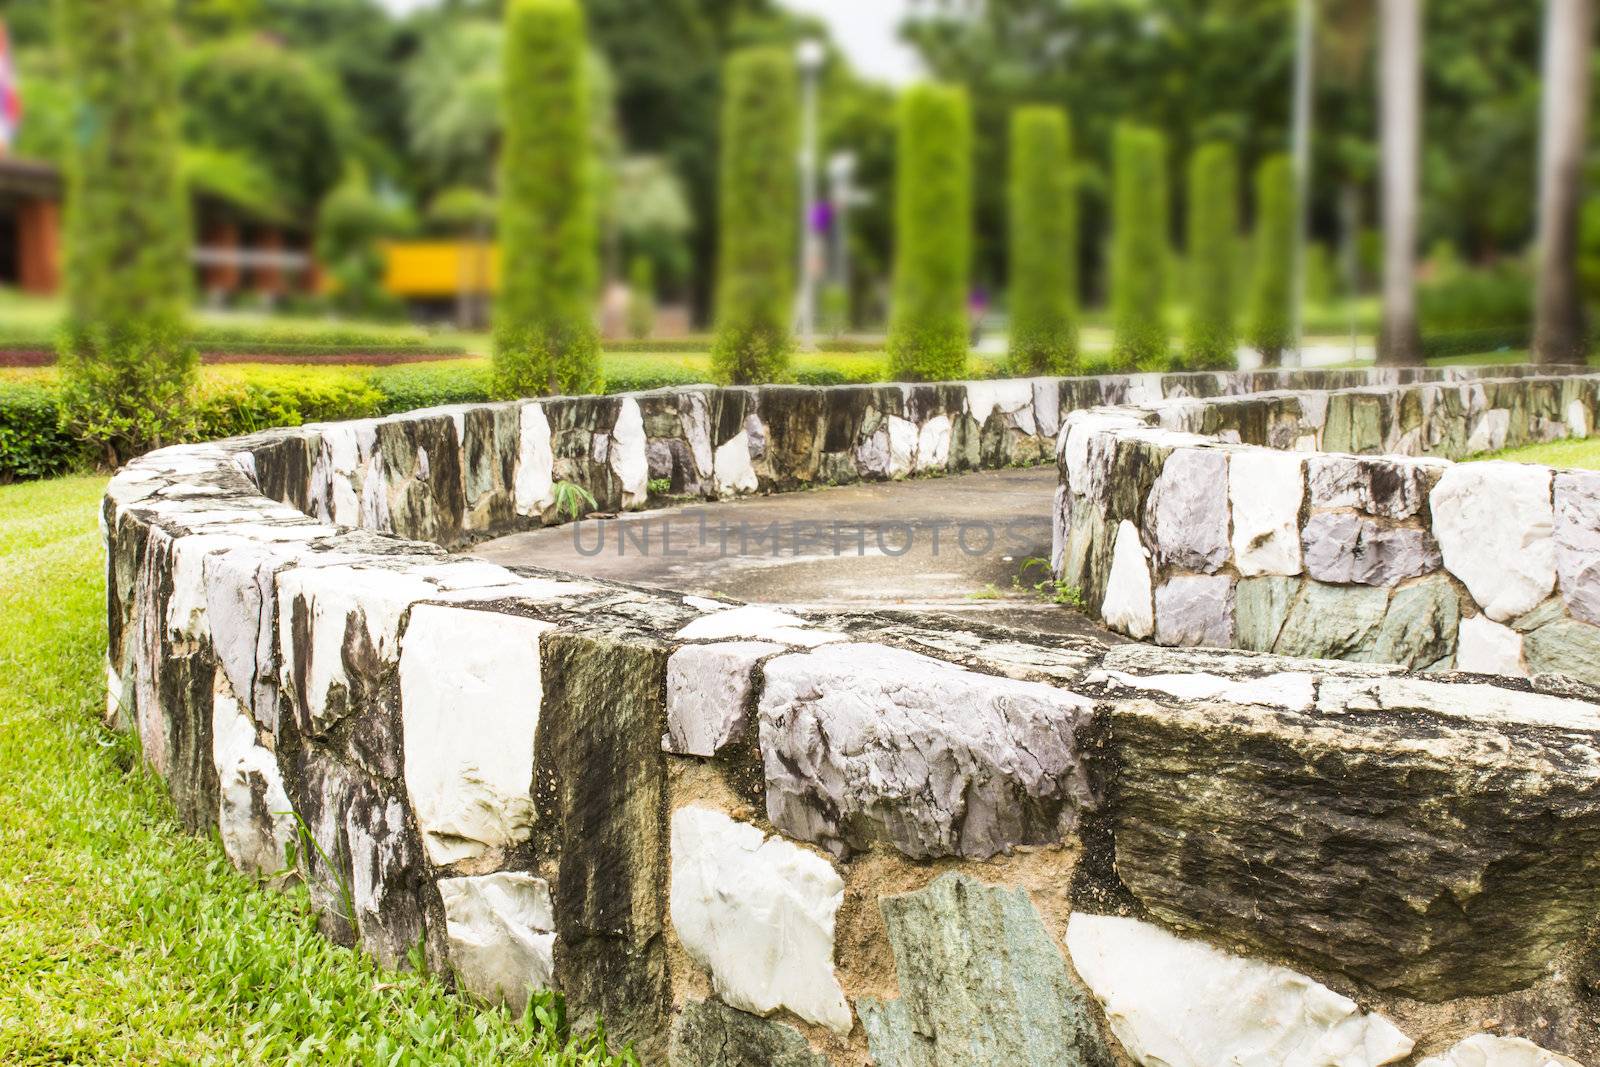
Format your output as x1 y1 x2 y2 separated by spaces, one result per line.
105 366 1599 1066
1055 371 1600 686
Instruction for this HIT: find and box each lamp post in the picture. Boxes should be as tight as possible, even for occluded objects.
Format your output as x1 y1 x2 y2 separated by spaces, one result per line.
827 151 857 288
1287 0 1315 367
796 38 826 350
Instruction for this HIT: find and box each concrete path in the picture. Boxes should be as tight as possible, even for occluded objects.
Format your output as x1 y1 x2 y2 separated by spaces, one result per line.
470 466 1108 638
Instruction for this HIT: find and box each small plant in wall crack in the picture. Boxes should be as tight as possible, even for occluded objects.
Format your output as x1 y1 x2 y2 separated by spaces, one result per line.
1020 557 1085 608
551 480 598 521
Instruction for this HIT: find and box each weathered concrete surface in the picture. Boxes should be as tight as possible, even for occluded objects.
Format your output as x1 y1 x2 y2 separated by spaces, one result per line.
470 467 1104 638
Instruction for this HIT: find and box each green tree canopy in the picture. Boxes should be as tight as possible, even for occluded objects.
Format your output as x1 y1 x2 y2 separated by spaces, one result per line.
58 0 196 463
180 36 352 212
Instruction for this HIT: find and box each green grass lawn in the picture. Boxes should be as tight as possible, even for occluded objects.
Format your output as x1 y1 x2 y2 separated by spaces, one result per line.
1473 435 1600 470
0 475 635 1065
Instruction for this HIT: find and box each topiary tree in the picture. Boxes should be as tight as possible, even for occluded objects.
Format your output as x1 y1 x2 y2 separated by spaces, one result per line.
493 0 601 398
627 255 656 340
1109 124 1169 371
1008 105 1078 374
1184 141 1240 370
710 47 798 384
1248 154 1295 368
57 0 196 465
886 83 972 382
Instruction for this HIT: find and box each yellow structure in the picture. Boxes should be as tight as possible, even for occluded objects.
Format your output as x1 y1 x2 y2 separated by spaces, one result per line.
382 240 498 298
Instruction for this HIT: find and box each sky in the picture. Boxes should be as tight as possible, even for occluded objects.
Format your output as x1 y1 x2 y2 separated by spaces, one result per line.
374 0 923 86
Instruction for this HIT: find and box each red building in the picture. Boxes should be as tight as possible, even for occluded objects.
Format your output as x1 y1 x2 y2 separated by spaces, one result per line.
0 155 317 300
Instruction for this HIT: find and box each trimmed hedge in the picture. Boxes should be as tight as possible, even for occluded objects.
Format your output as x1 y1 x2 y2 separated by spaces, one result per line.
0 381 91 483
710 47 799 384
1184 142 1240 370
1008 106 1078 374
1109 124 1169 371
493 0 601 397
886 83 973 382
1247 154 1295 367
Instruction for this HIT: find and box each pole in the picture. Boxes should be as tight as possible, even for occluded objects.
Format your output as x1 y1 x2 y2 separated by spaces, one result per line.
1288 0 1315 368
796 41 825 350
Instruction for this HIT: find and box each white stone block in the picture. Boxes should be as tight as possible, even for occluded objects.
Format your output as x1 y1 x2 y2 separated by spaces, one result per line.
915 415 952 473
1102 521 1154 639
1430 463 1555 621
211 673 296 879
399 604 553 865
1416 1034 1583 1067
1066 913 1413 1067
664 641 782 756
1229 450 1305 577
714 431 759 496
514 402 554 516
438 871 556 1011
1456 614 1526 677
676 604 845 646
887 415 918 478
611 397 649 509
669 806 850 1033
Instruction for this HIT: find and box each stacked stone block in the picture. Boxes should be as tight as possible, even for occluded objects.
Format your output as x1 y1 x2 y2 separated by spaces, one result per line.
105 364 1600 1065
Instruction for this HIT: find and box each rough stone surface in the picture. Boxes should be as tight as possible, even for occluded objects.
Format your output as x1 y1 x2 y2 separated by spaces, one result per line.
669 806 850 1033
1416 1035 1585 1067
1109 675 1600 999
668 999 832 1067
437 871 555 1011
211 673 295 878
758 643 1100 859
536 631 670 1059
1142 448 1229 572
400 604 550 865
1066 913 1414 1067
663 641 781 756
1431 463 1555 621
1228 449 1305 576
858 873 1115 1067
1307 455 1438 519
1153 574 1234 648
1101 521 1154 639
1523 616 1600 686
1234 575 1298 652
1554 470 1600 625
1273 581 1389 659
1361 574 1459 669
1301 511 1441 587
1458 614 1527 676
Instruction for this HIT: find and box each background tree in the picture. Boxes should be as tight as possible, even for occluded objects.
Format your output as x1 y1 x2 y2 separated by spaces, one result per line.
493 0 600 397
180 37 352 212
887 83 972 382
710 47 798 384
1249 154 1296 366
628 255 656 340
1185 141 1241 369
1008 106 1078 374
1110 124 1169 370
56 0 196 464
1377 0 1423 365
1532 0 1595 364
